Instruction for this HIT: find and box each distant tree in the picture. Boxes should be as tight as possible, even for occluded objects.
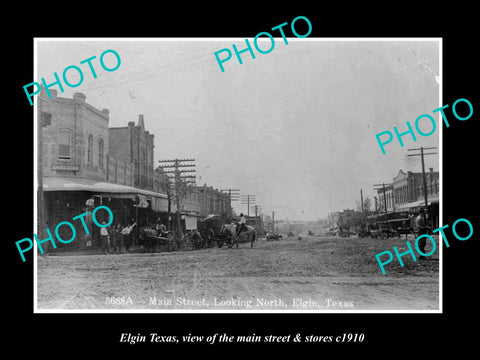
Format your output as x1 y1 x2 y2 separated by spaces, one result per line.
356 197 372 215
363 197 372 214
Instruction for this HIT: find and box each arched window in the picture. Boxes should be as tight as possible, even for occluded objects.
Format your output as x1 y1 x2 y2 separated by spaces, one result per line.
87 134 93 165
58 129 72 160
98 138 104 169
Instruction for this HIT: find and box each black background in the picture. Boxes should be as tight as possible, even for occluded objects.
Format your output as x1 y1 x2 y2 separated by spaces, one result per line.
5 4 478 355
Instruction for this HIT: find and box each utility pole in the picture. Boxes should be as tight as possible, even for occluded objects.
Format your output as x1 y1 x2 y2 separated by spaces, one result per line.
251 204 262 229
241 194 256 218
407 146 438 210
373 183 392 215
360 189 364 213
373 182 393 233
221 188 240 221
408 146 438 227
158 158 196 239
272 210 275 233
360 188 366 230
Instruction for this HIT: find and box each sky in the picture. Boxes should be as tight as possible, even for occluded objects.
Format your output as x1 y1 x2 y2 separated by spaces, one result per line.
36 38 440 221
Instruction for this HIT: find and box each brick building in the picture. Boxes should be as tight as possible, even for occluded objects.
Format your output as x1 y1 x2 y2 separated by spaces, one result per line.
195 185 230 218
39 89 133 184
376 184 395 214
109 115 155 190
393 169 439 212
373 168 440 229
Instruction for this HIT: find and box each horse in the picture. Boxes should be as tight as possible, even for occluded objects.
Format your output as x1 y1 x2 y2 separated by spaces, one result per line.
219 223 256 249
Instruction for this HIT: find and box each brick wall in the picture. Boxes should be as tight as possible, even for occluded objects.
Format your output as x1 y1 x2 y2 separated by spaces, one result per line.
39 91 110 182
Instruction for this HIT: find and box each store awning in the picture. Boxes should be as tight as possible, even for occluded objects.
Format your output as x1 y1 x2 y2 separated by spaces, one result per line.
396 197 440 212
43 177 168 211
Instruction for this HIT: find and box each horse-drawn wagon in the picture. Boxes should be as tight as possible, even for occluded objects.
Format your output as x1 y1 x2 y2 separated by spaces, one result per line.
196 214 229 248
219 222 257 248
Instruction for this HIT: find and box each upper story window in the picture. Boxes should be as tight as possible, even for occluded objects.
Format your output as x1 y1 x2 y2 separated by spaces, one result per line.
58 129 72 160
87 134 94 165
98 138 104 169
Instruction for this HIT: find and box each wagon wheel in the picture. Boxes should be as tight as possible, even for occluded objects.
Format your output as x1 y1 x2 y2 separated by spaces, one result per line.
184 234 194 251
225 232 234 248
167 233 177 252
191 232 202 250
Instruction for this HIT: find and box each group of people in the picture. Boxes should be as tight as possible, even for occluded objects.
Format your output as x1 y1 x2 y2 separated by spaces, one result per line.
99 220 137 255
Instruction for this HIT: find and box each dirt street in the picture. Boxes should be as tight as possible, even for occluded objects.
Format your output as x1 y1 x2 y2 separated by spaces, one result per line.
36 235 439 311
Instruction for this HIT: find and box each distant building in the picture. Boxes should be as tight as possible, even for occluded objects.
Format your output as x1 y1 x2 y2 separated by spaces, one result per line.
415 168 439 203
373 168 439 228
195 185 230 218
376 184 395 214
393 169 439 212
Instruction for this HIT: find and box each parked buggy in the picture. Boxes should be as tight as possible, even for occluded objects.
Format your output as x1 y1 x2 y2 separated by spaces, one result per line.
140 227 177 252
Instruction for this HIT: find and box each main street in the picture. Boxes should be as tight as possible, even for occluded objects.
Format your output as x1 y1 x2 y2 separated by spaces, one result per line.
36 234 439 311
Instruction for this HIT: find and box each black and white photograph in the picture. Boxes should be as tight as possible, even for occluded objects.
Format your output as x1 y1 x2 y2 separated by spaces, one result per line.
6 6 478 354
33 38 441 312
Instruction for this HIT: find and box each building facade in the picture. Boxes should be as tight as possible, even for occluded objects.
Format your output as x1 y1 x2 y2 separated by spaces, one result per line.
376 184 395 214
373 168 440 229
39 89 133 184
195 185 231 218
415 168 440 203
393 170 422 211
109 115 155 190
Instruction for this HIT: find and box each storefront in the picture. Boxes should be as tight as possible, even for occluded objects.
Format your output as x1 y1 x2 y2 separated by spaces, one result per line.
42 177 168 251
396 197 439 229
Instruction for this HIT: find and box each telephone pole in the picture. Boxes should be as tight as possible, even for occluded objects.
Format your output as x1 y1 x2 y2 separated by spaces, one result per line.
241 194 256 218
158 158 196 238
407 146 438 210
373 183 392 215
408 146 438 227
360 188 366 230
373 182 392 233
221 188 240 220
272 210 275 233
251 204 262 228
360 189 364 213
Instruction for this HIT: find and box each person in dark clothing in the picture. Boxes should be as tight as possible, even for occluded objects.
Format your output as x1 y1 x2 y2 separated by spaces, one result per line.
122 221 136 252
236 213 247 236
111 224 122 253
415 209 429 259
